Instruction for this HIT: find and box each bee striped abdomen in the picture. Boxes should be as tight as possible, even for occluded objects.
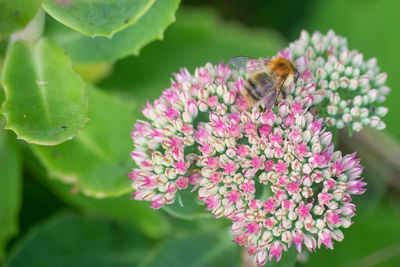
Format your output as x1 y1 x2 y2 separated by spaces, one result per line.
242 83 261 107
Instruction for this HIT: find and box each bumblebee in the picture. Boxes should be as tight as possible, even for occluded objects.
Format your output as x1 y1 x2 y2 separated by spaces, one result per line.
229 56 299 109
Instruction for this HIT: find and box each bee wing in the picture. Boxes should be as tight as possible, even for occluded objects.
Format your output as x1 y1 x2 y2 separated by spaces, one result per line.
261 90 278 110
261 76 287 110
229 56 267 74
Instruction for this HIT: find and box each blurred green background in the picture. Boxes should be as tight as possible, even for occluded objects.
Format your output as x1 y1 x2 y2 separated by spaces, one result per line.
0 0 399 266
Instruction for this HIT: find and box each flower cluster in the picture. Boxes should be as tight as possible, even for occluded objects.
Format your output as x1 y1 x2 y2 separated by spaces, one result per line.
194 103 365 265
129 30 380 265
283 30 390 133
130 62 236 209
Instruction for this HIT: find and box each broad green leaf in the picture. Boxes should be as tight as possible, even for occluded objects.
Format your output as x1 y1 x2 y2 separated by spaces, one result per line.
45 0 181 63
0 0 43 35
18 177 65 235
299 201 400 267
7 212 152 267
73 63 113 83
139 230 241 267
9 8 45 45
0 85 4 107
36 171 171 238
31 85 136 197
293 0 400 140
162 189 209 220
1 38 88 145
42 0 155 37
100 8 285 103
0 128 21 260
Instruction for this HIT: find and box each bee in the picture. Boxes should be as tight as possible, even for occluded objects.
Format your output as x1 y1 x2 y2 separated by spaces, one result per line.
229 56 299 110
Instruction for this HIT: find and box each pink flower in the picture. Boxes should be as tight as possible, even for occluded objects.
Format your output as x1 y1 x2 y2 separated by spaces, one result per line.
206 157 219 169
227 190 241 203
173 160 189 174
245 222 260 234
222 162 238 175
176 177 188 189
264 198 277 213
269 242 284 261
240 180 255 194
297 202 312 219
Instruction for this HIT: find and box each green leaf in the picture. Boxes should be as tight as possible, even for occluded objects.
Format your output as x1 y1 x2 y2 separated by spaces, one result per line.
100 8 285 102
6 212 152 267
38 174 171 239
45 0 181 63
162 189 209 220
139 230 241 267
73 62 113 83
0 128 21 260
0 0 43 35
8 8 45 44
31 85 136 197
42 0 156 38
1 38 88 145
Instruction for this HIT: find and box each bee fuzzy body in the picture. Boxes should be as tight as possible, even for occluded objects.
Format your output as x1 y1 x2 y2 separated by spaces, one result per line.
230 56 297 109
267 57 295 87
243 72 270 106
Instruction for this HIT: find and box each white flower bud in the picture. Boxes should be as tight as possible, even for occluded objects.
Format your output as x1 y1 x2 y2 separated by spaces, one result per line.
370 116 381 127
313 205 324 215
343 113 352 123
352 53 363 66
327 105 338 115
329 80 339 90
376 121 386 130
341 218 352 228
316 68 327 79
376 107 388 117
350 107 360 117
349 78 358 90
336 120 344 129
360 108 369 118
368 89 379 102
316 219 326 230
338 100 347 109
325 117 336 126
375 73 387 85
352 122 363 132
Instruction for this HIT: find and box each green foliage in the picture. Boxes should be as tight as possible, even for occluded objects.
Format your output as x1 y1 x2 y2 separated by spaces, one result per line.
31 85 136 197
162 189 209 220
101 8 284 102
0 128 21 260
41 177 171 239
45 0 181 63
6 212 152 267
42 0 155 37
140 230 241 267
0 0 43 35
1 38 88 145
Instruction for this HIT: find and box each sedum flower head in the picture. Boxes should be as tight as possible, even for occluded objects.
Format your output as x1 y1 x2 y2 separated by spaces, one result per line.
194 103 365 265
130 30 374 265
130 63 236 209
284 30 390 133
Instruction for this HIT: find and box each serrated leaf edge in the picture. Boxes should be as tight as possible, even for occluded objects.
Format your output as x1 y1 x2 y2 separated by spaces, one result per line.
42 0 156 38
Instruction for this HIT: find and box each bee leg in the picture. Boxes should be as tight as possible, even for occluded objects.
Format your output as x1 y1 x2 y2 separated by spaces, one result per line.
281 90 287 99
